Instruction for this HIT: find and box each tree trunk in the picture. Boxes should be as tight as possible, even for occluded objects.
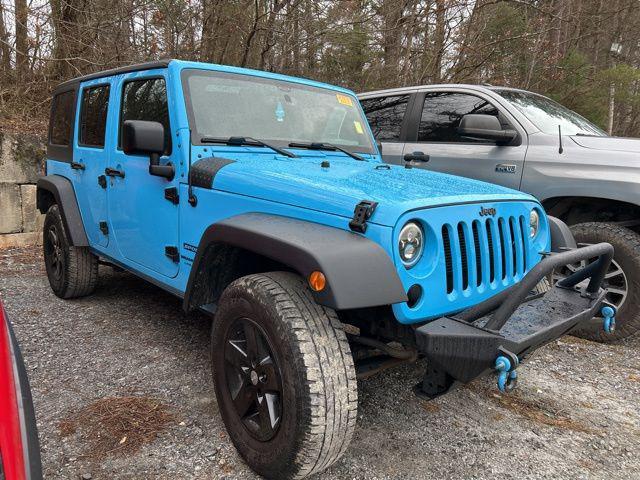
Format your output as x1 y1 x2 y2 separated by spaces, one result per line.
14 0 28 77
0 1 11 74
431 0 446 82
380 0 403 80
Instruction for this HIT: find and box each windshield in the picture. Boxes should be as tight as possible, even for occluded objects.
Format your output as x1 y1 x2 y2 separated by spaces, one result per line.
495 89 606 136
182 69 375 154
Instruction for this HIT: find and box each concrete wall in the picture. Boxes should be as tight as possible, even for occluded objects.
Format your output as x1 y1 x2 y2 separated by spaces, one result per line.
0 132 46 248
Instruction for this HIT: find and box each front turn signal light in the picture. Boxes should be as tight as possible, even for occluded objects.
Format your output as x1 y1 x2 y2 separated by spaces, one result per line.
309 271 326 292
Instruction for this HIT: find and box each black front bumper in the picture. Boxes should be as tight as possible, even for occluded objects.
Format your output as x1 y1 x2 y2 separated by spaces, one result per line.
415 242 614 398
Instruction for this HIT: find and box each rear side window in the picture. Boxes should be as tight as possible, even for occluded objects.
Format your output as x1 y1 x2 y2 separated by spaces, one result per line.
79 85 110 147
418 92 500 143
49 90 76 146
360 95 410 141
120 78 171 154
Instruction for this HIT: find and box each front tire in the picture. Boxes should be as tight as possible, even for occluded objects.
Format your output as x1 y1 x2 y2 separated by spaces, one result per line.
211 272 357 479
43 204 98 299
569 222 640 342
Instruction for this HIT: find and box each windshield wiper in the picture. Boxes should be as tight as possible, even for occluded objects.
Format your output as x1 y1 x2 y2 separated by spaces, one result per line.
288 142 365 161
200 136 297 158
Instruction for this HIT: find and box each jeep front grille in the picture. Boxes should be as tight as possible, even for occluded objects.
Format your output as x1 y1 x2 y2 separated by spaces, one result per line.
442 216 529 294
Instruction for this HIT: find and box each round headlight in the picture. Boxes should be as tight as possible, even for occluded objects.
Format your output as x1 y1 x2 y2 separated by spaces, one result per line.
529 210 540 238
399 222 424 268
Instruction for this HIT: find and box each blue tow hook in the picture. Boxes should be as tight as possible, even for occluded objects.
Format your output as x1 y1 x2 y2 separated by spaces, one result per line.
495 355 518 393
602 305 616 334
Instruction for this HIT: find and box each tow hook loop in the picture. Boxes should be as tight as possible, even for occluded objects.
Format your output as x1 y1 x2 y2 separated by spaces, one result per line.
495 356 518 393
602 305 616 334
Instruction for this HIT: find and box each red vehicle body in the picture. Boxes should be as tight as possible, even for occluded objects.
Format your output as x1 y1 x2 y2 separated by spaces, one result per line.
0 301 42 480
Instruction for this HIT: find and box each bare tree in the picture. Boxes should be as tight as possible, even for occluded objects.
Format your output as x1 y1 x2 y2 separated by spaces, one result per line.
2 0 640 136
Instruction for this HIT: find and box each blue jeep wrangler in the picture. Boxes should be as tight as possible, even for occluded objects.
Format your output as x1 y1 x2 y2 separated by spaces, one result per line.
37 60 614 479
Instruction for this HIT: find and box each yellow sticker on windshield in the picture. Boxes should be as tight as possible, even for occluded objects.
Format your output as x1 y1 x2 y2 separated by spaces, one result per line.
336 93 353 106
354 121 364 134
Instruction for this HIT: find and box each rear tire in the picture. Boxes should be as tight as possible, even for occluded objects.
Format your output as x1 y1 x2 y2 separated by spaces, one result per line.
211 272 357 479
43 204 98 299
569 222 640 342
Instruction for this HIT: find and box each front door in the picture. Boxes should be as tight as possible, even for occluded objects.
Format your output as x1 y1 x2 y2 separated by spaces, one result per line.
107 73 180 278
73 80 111 248
400 91 527 190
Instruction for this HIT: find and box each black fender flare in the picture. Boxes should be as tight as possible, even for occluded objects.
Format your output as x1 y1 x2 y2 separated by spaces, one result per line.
36 175 89 246
548 215 577 252
183 213 408 311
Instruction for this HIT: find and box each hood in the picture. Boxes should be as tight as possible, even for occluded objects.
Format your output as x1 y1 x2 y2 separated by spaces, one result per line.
212 154 536 226
571 135 640 153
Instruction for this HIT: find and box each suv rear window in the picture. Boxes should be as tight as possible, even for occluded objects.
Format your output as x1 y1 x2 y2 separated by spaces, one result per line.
79 85 110 147
360 95 409 141
49 90 76 146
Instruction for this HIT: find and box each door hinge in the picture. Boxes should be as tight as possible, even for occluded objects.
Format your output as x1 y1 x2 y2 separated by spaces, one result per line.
165 246 179 263
349 200 378 233
98 175 107 189
99 221 108 235
164 187 179 204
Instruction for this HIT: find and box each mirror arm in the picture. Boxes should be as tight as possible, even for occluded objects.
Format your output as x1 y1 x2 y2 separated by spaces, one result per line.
148 152 174 180
149 163 175 180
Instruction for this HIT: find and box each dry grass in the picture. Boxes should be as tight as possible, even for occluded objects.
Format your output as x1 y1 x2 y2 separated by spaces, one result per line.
0 247 44 275
0 116 47 136
59 396 175 458
420 401 441 413
490 392 594 433
467 383 594 433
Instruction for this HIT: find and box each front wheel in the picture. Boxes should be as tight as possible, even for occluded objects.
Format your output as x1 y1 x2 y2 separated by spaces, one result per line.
564 222 640 342
211 272 358 479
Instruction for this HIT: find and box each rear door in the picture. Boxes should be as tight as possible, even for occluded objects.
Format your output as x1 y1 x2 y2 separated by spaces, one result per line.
73 80 111 247
359 93 413 164
400 90 527 190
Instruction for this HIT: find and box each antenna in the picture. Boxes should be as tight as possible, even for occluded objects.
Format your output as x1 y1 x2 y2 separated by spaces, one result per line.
188 129 197 206
558 125 563 154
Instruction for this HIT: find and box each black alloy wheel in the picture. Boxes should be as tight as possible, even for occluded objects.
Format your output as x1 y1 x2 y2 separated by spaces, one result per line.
44 223 64 284
223 317 283 442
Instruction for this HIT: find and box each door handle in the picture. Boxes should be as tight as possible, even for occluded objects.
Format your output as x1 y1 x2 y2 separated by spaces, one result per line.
403 152 430 162
105 167 125 178
71 161 85 170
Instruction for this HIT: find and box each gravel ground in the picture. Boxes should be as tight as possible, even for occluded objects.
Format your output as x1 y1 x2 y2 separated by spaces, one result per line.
1 246 639 480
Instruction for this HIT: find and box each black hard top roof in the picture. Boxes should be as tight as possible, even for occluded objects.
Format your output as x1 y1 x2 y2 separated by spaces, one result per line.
54 59 172 91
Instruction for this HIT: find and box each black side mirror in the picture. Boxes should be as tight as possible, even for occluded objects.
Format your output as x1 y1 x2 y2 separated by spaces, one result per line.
122 120 174 180
458 114 517 145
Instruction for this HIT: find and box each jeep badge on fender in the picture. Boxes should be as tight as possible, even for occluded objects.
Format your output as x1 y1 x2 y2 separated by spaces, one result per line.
37 60 614 479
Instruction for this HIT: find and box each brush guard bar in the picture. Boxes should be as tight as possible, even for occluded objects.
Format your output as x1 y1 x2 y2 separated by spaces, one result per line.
414 242 614 398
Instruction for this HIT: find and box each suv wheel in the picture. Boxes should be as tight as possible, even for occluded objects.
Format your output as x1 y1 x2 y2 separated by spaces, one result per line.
565 222 640 342
211 272 357 479
43 205 98 299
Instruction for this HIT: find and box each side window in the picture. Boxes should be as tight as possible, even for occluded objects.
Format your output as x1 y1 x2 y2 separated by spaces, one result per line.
418 92 500 143
79 85 110 147
49 90 76 146
120 78 171 154
360 95 410 141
